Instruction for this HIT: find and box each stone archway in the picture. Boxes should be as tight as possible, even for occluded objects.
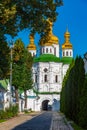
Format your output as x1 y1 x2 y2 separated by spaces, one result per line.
42 100 49 111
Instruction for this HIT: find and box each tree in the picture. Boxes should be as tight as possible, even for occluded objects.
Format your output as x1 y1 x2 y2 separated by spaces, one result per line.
0 39 10 79
60 56 86 129
12 39 33 109
0 0 63 36
12 39 25 105
20 49 33 109
78 75 87 129
0 0 63 79
60 59 74 114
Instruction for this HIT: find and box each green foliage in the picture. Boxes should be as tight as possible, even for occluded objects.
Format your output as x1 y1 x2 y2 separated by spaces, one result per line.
12 39 33 108
0 39 10 79
0 0 63 37
78 77 87 129
0 105 18 120
0 0 63 80
0 0 63 79
72 122 84 130
60 59 74 113
60 56 87 129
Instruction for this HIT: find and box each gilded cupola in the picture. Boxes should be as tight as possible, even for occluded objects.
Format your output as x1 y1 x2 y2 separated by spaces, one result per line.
27 34 36 50
62 29 73 49
40 19 59 46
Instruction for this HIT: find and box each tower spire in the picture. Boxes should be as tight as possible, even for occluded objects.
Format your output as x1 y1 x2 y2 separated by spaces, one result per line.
27 33 36 51
66 24 68 32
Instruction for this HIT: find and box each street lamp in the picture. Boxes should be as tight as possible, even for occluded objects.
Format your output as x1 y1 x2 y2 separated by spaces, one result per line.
9 40 14 105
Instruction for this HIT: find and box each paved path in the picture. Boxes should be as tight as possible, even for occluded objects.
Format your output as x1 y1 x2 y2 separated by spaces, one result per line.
12 112 52 130
51 112 73 130
0 112 42 130
0 111 73 130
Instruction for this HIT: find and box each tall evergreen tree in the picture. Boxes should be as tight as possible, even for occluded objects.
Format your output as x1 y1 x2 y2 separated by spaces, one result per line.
20 50 33 109
60 56 86 129
60 60 74 114
12 39 25 105
78 75 87 129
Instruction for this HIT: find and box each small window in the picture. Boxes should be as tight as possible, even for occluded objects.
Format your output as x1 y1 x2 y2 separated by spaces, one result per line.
66 51 68 56
70 51 72 56
43 48 44 53
55 75 58 83
44 75 47 82
35 75 37 83
50 48 52 53
54 47 56 55
63 51 65 56
46 48 48 53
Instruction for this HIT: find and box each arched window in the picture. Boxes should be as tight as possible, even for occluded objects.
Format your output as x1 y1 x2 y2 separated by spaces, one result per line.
46 48 48 53
50 48 52 53
35 75 37 83
44 75 47 82
55 75 58 83
66 51 68 56
54 47 56 55
70 51 72 56
43 48 44 53
63 51 65 56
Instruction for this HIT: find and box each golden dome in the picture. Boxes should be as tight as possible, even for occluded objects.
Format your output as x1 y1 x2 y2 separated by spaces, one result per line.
40 19 59 46
62 29 72 49
27 34 36 50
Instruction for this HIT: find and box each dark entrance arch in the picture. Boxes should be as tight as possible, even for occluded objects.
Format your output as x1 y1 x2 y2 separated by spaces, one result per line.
42 100 49 111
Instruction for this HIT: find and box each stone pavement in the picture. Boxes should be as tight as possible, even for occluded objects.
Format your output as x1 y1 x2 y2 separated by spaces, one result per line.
50 112 74 130
0 111 74 130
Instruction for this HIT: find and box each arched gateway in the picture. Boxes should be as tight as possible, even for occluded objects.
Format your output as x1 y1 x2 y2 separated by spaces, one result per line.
42 100 52 111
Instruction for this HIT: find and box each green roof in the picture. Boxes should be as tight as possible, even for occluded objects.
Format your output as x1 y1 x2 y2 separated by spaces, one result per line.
34 54 73 64
34 54 61 63
61 57 73 64
0 79 9 90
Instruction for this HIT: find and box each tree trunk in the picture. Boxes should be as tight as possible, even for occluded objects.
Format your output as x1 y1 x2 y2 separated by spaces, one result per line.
15 88 19 107
24 90 27 109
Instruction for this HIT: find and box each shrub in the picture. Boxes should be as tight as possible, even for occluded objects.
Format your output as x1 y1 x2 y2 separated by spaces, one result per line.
0 105 18 120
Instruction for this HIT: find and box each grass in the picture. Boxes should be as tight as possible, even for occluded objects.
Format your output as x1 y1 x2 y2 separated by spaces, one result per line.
0 119 6 123
71 122 84 130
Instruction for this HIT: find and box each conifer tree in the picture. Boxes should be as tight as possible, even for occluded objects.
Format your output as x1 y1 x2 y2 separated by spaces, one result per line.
78 75 87 129
12 39 25 105
20 49 33 109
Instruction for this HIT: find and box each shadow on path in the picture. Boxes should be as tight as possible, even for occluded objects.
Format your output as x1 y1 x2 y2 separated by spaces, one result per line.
12 112 53 130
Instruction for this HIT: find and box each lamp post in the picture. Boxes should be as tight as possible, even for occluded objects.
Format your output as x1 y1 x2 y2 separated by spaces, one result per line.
9 40 14 105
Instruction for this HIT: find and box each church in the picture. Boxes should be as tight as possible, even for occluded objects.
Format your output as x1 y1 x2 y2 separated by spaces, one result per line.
27 20 73 111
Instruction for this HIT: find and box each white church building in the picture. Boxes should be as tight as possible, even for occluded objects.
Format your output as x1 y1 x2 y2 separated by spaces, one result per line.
27 20 73 111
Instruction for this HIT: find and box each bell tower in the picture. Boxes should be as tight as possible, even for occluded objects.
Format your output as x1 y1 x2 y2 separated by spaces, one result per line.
62 28 73 57
27 34 36 57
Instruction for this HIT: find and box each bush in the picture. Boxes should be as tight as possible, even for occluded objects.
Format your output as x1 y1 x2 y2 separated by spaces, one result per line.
0 105 18 120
